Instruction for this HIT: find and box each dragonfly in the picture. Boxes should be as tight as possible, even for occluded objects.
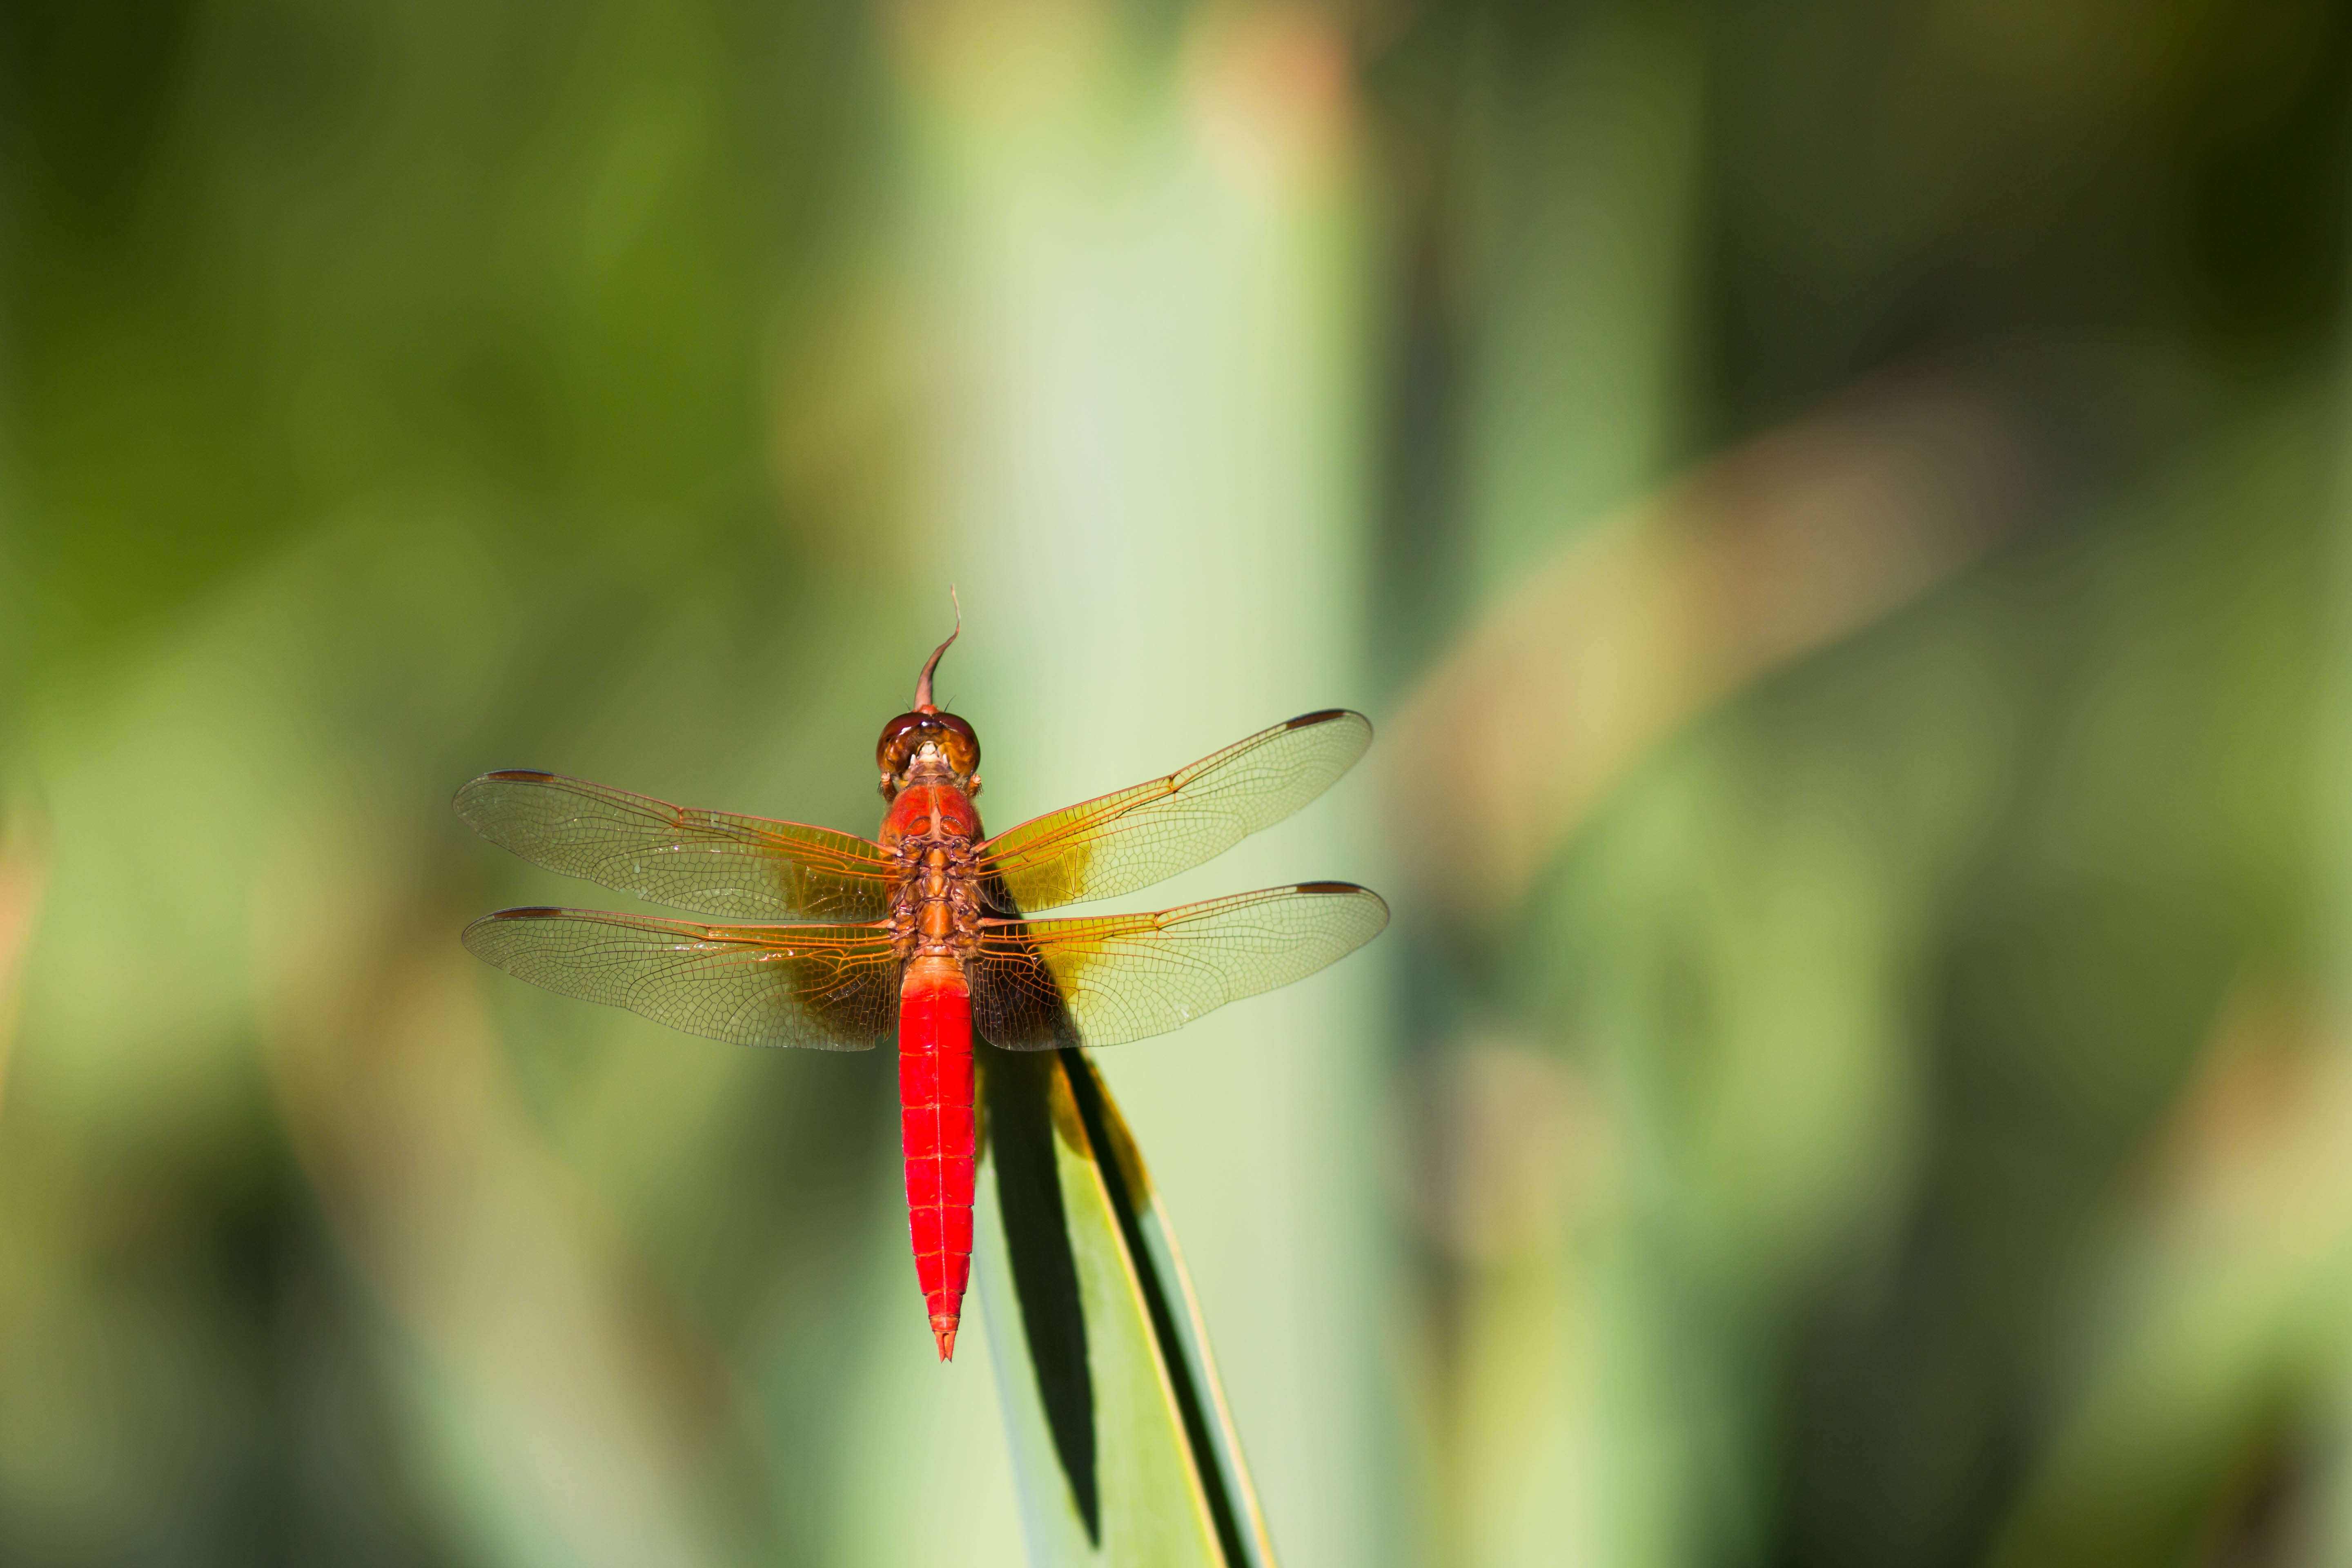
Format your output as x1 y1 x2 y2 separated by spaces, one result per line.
454 617 1388 1361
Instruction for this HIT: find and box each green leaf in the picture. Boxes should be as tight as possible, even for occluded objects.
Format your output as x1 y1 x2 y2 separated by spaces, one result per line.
977 1048 1278 1568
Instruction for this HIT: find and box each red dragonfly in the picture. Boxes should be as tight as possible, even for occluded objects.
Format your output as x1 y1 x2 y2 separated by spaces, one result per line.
454 621 1387 1361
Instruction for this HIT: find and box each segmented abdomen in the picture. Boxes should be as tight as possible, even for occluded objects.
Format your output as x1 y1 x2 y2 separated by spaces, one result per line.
899 977 976 1360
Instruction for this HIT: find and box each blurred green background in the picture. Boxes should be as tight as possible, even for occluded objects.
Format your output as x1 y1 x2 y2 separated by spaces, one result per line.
4 0 2350 1564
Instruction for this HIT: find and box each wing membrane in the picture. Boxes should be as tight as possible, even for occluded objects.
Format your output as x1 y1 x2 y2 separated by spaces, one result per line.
462 907 897 1049
969 883 1388 1051
455 771 894 921
978 710 1372 914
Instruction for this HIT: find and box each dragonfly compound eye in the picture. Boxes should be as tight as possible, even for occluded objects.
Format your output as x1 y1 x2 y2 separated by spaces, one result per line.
932 713 980 776
876 711 980 786
876 713 927 777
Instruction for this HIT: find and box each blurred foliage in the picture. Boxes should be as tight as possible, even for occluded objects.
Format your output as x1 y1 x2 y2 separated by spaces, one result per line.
3 0 2352 1566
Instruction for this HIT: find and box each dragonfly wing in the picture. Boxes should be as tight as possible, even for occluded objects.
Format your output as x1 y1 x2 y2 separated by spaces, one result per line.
455 771 895 921
968 883 1388 1051
976 710 1372 914
462 907 898 1049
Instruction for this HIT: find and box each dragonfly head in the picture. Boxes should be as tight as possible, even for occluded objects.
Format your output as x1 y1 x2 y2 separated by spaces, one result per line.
877 709 980 800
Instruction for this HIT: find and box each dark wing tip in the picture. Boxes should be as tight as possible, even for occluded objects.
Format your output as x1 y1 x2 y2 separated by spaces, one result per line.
454 769 557 820
1294 882 1391 930
462 906 568 957
1285 708 1361 730
461 906 570 965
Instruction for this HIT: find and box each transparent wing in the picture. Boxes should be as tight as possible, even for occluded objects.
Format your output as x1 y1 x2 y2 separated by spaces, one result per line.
462 906 898 1049
454 770 894 921
976 710 1372 914
968 883 1389 1051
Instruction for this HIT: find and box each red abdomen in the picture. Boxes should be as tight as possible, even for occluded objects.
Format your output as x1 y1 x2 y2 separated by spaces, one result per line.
899 974 975 1360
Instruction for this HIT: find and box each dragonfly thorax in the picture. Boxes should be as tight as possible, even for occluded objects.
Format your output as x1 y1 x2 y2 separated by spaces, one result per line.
882 784 985 964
